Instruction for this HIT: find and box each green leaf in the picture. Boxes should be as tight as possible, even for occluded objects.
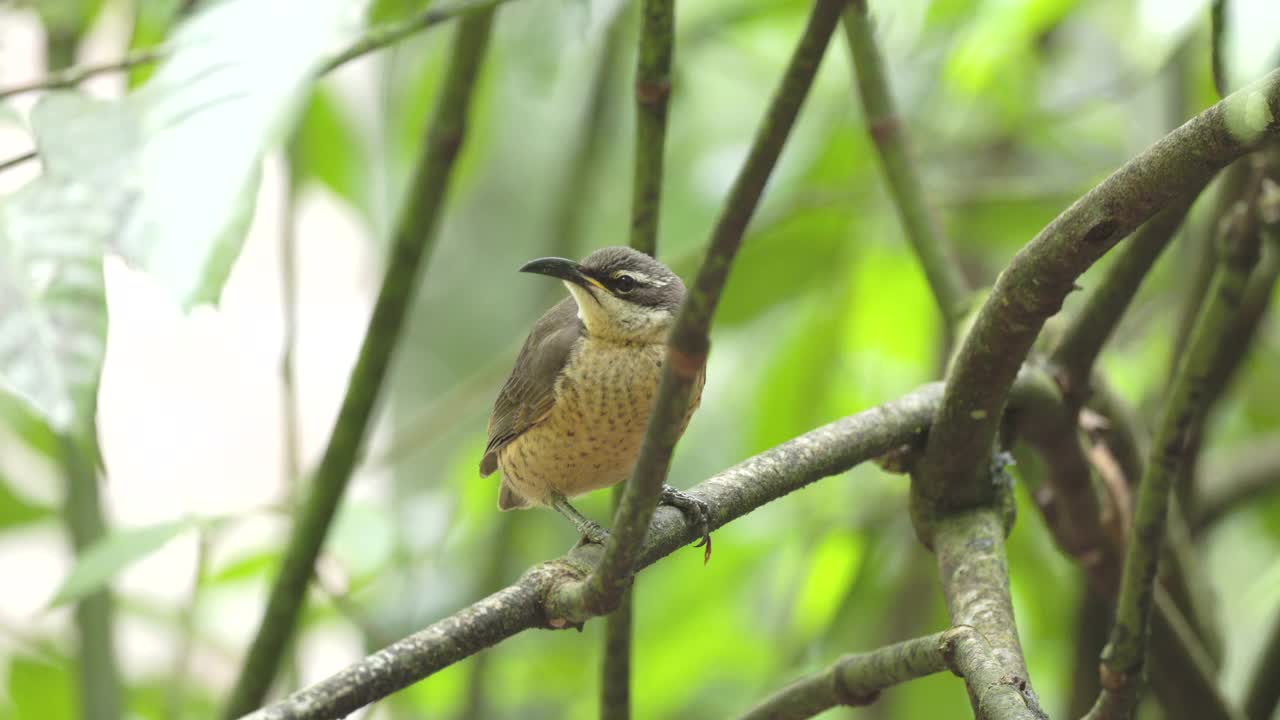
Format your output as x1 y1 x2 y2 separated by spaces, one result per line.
125 0 368 305
32 0 105 41
209 548 279 585
0 391 60 459
124 0 185 88
0 472 53 531
8 656 75 720
0 0 366 433
369 0 430 23
48 520 194 607
293 88 368 212
0 93 128 432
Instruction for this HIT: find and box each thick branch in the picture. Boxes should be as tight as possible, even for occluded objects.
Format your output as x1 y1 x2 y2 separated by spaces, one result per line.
737 632 950 720
246 384 943 719
1051 195 1196 397
942 626 1044 720
628 0 675 256
913 68 1280 527
1088 176 1264 720
841 1 969 330
564 0 848 621
935 509 1046 719
221 10 496 717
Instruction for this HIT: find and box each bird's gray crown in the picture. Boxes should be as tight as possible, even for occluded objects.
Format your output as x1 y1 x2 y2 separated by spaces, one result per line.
579 246 685 311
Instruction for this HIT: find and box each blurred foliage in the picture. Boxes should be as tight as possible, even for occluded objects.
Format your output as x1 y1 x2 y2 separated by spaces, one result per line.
1 1 1280 719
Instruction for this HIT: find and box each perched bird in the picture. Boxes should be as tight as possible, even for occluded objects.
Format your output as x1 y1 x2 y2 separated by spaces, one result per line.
480 246 710 549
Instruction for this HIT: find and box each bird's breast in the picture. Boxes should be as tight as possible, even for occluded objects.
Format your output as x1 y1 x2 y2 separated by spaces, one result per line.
498 338 703 505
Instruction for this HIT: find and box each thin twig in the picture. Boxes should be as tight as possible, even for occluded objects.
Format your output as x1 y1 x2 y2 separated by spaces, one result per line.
628 0 675 257
841 0 969 332
318 0 513 75
221 10 498 717
164 529 212 718
0 46 168 100
910 68 1280 533
281 140 303 504
1086 174 1265 720
245 383 944 720
0 0 515 101
0 150 38 174
555 0 849 623
60 433 123 720
1211 0 1229 97
737 632 950 720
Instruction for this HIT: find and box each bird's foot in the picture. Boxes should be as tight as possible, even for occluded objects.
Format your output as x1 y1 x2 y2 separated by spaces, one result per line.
575 519 610 546
550 493 610 547
660 484 713 563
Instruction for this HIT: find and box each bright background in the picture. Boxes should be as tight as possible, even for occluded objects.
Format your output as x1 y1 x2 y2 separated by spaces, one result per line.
1 0 1280 718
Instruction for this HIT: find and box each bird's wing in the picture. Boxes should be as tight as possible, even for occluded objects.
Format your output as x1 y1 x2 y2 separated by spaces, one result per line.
480 297 583 476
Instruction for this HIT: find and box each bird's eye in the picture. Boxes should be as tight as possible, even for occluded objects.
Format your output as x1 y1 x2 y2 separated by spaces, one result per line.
614 274 637 293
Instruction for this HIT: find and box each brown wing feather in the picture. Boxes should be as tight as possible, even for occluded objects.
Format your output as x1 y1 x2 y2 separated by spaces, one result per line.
480 298 583 476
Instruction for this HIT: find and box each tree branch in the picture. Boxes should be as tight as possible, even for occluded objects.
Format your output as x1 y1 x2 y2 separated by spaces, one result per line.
840 0 970 331
221 10 497 717
934 509 1047 719
1169 160 1251 383
60 433 123 720
0 150 38 174
554 0 849 623
737 632 950 720
1009 368 1239 719
942 626 1045 720
245 383 943 719
316 0 514 75
628 0 675 257
1087 170 1265 720
912 67 1280 531
1051 195 1197 399
1211 0 1229 97
0 46 168 101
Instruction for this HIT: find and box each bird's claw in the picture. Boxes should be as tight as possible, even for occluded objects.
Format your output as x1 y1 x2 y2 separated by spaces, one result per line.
576 520 610 546
660 485 713 563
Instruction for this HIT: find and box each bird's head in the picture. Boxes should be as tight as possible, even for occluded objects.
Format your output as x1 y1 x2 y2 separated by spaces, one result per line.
519 246 685 343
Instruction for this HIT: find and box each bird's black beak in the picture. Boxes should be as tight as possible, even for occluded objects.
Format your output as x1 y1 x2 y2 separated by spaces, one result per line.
518 257 605 291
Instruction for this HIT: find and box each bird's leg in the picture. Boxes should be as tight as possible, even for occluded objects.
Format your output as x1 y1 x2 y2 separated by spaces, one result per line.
549 493 610 545
659 485 713 563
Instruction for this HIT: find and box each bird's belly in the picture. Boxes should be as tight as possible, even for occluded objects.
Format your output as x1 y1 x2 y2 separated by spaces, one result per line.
497 342 700 505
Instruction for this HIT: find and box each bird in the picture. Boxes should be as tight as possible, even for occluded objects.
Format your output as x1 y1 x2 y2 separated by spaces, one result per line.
480 246 711 553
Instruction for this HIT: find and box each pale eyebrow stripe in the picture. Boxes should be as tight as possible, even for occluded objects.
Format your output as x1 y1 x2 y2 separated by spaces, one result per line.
612 270 668 287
